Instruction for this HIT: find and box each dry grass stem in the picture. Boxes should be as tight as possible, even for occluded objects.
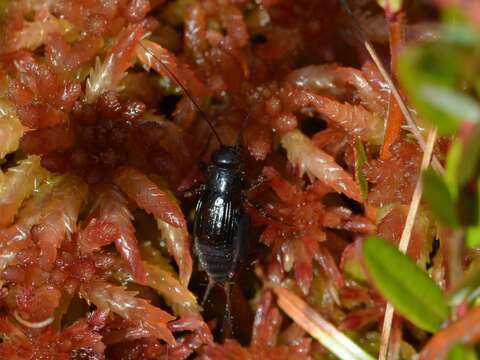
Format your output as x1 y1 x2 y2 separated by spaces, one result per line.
274 287 375 360
379 128 438 359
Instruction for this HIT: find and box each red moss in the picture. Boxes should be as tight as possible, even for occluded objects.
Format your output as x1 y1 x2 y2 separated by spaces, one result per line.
9 53 81 129
364 140 422 206
20 125 76 155
114 166 187 228
0 0 447 357
79 188 146 283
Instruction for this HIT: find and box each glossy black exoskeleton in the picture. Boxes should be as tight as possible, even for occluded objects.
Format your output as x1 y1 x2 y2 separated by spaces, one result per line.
193 146 250 286
138 41 252 334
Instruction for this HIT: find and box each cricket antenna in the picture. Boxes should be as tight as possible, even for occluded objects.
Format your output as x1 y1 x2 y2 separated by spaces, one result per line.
138 41 224 146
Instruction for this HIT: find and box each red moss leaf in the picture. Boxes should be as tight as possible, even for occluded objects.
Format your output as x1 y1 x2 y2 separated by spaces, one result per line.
283 87 384 144
281 130 362 202
114 166 187 229
220 3 249 48
184 3 208 60
16 285 61 323
0 110 24 159
341 307 383 331
251 290 283 347
244 122 272 161
0 317 34 359
10 52 81 118
7 17 73 53
286 64 387 116
294 237 314 295
79 188 146 284
199 340 308 360
136 39 209 98
33 175 87 270
0 175 58 246
57 310 108 356
0 155 47 228
377 205 435 268
161 327 213 359
316 243 344 290
419 306 480 360
124 0 151 22
364 140 422 206
156 220 192 286
20 124 76 155
80 280 176 345
46 31 104 74
143 262 199 316
262 166 300 204
78 221 119 253
86 23 145 103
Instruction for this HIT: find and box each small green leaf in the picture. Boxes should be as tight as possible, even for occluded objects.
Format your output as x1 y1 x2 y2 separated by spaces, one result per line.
466 226 480 249
448 261 480 306
441 9 477 46
441 24 477 46
459 126 480 186
448 343 478 360
354 138 368 201
363 236 449 333
445 140 463 201
398 45 463 134
475 79 480 99
342 243 367 283
400 45 460 89
422 168 459 228
419 85 480 123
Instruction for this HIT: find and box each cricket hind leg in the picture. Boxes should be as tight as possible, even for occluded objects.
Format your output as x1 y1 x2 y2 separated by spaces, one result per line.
222 282 234 339
201 277 216 307
201 279 235 340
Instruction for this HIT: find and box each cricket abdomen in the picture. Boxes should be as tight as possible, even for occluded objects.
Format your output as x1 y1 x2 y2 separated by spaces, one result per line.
193 146 249 283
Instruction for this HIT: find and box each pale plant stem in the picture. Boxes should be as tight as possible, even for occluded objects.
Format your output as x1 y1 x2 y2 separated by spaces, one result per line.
378 128 438 360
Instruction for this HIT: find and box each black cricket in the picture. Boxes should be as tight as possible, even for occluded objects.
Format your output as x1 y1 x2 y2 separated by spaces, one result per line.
138 43 251 333
193 145 249 286
193 145 250 324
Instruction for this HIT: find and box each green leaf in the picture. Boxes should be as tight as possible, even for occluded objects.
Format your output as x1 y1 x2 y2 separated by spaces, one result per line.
398 45 462 134
419 85 480 123
441 24 477 46
466 226 480 249
459 126 480 186
400 45 460 89
441 9 477 46
422 168 460 228
342 242 368 283
445 140 463 201
448 261 480 306
363 236 449 333
448 343 478 360
354 138 368 201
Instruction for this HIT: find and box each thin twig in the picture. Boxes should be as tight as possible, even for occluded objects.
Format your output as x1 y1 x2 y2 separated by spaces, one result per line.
378 128 438 360
339 0 444 174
